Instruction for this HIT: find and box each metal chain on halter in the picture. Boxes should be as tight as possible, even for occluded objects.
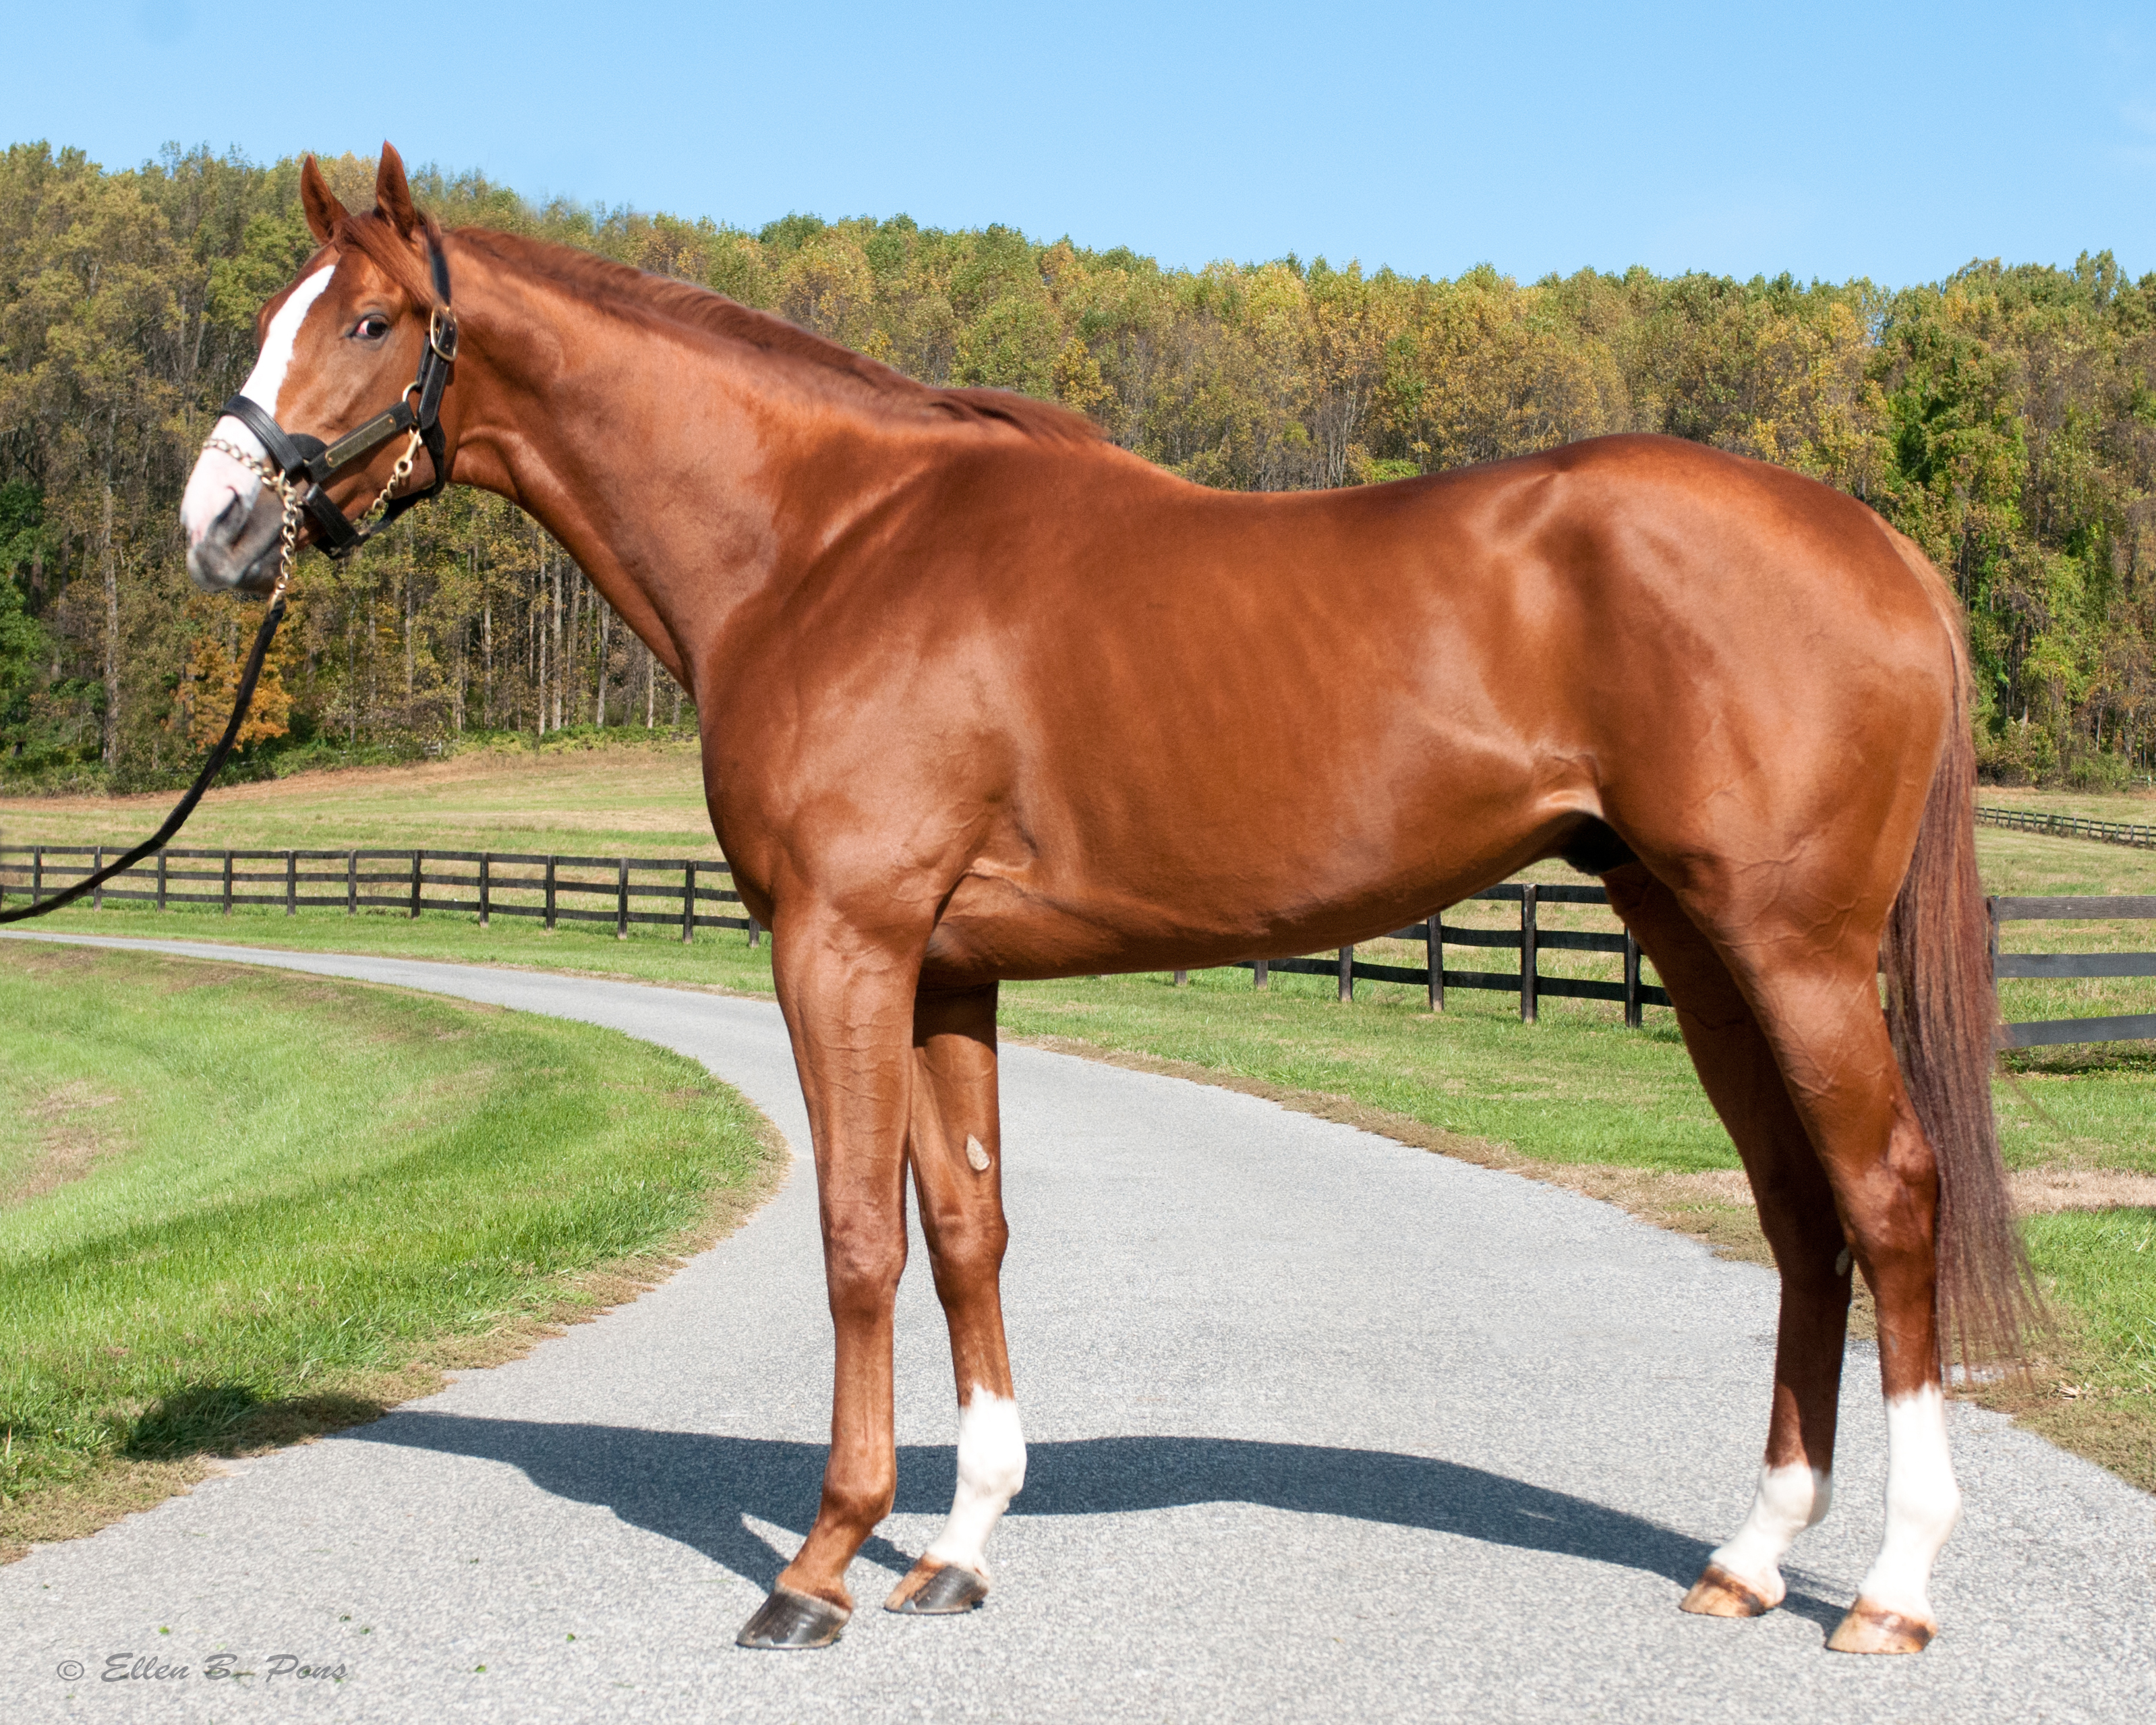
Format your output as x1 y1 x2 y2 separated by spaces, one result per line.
202 423 424 600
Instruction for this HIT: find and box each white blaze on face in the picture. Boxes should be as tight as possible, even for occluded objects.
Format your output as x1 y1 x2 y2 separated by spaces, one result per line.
1707 1463 1832 1606
924 1386 1025 1579
1854 1386 1961 1623
179 264 339 548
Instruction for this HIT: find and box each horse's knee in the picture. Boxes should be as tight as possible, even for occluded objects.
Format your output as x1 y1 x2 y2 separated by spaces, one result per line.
925 1210 1008 1293
821 1215 906 1314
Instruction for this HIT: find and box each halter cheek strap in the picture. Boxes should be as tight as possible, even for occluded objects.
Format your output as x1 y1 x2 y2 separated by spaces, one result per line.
216 235 459 560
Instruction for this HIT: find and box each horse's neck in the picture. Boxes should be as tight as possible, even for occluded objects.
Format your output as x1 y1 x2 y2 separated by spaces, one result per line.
448 247 897 686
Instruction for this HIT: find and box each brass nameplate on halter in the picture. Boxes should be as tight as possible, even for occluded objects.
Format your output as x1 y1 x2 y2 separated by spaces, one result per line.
320 409 410 476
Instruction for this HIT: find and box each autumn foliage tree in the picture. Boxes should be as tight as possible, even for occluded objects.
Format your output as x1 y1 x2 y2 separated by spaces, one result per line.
3 141 2153 788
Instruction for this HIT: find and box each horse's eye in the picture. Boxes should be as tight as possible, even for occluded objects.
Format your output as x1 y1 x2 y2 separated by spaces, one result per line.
352 315 390 341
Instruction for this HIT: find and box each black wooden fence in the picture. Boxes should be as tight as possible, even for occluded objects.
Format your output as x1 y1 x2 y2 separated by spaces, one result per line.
0 845 761 942
1975 805 2156 851
5 844 2153 1046
1989 895 2156 1048
1216 881 1671 1029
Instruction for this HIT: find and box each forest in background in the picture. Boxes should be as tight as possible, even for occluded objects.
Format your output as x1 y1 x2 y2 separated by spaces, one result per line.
3 141 2155 792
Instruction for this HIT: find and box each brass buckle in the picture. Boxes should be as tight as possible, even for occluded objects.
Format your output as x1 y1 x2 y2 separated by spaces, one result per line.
428 305 459 363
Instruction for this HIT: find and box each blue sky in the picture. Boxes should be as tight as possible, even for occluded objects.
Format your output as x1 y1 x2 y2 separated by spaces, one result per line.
9 1 2153 285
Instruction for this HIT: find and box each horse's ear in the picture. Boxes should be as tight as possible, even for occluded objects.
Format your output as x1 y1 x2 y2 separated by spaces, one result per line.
374 142 420 239
299 155 347 245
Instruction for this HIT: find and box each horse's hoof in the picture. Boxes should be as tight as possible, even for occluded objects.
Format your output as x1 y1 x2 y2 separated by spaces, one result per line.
883 1558 989 1615
736 1585 850 1649
1679 1561 1775 1618
1826 1600 1935 1656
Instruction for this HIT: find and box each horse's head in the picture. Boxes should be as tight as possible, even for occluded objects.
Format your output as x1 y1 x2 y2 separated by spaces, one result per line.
182 144 452 593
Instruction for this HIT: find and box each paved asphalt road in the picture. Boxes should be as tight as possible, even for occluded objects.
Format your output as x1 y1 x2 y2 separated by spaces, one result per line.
3 931 2151 1722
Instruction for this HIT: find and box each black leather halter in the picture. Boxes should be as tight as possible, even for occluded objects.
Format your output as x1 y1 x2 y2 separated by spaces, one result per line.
216 235 459 559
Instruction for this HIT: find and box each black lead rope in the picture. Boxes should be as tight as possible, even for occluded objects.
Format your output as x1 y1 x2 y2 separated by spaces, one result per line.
0 593 288 925
2 231 458 929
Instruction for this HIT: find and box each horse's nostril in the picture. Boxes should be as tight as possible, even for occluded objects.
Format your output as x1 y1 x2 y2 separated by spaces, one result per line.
211 490 248 545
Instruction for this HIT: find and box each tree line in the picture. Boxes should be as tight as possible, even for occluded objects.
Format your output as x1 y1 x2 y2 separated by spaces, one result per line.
3 141 2153 790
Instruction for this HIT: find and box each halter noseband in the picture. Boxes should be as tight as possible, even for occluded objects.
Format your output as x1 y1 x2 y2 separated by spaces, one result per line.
213 234 459 560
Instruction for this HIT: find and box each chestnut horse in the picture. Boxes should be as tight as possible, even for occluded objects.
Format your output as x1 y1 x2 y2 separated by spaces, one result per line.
181 148 2029 1656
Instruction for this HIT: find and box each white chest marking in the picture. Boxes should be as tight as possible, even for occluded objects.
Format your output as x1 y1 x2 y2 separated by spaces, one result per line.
925 1386 1025 1579
180 264 337 546
1855 1385 1960 1624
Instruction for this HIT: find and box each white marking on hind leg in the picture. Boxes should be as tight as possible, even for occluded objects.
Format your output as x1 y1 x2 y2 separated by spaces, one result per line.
925 1386 1024 1579
1854 1386 1960 1622
1708 1463 1832 1606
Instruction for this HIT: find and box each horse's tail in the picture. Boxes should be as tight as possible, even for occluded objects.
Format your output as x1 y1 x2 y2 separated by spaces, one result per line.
1880 551 2037 1370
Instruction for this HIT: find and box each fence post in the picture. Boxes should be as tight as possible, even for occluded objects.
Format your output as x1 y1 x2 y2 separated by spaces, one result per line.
1427 912 1444 1012
93 846 104 910
285 850 297 916
479 853 491 928
616 858 630 939
1172 969 1189 987
682 860 696 943
1986 896 2000 984
1253 959 1268 990
748 910 761 947
157 852 167 911
222 850 234 916
346 851 357 914
31 844 41 906
544 855 557 930
1338 944 1354 1003
409 850 421 919
1623 928 1642 1029
1520 884 1538 1023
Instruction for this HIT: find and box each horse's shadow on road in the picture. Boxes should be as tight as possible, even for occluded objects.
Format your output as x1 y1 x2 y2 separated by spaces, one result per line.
352 1413 1844 1630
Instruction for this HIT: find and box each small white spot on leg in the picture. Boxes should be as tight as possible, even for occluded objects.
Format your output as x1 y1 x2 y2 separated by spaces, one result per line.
1708 1463 1831 1606
1855 1386 1960 1623
965 1134 991 1172
925 1386 1024 1579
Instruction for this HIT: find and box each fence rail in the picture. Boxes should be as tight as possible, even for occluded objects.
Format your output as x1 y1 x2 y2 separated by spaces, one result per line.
0 845 763 943
5 845 2151 1046
1989 896 2156 1048
1226 881 1672 1028
1976 804 2156 850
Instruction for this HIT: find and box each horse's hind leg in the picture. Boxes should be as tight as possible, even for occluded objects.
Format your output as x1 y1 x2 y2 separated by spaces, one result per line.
884 981 1025 1617
1604 865 1853 1618
1611 861 1964 1654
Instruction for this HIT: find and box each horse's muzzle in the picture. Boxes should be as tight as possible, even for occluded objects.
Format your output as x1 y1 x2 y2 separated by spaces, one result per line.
185 484 287 595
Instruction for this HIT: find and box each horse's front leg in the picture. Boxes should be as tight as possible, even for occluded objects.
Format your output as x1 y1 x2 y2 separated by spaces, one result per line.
884 981 1024 1616
737 910 923 1651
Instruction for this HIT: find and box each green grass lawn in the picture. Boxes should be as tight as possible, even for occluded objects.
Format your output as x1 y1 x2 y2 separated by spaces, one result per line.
5 741 2151 1491
0 939 779 1554
0 733 717 858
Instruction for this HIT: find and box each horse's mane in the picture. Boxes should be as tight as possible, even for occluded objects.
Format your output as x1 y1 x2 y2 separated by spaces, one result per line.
337 209 1100 446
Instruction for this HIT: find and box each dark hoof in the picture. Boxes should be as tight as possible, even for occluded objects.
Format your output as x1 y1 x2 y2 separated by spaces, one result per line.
736 1585 850 1649
884 1558 989 1615
1679 1561 1775 1618
1826 1600 1935 1656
